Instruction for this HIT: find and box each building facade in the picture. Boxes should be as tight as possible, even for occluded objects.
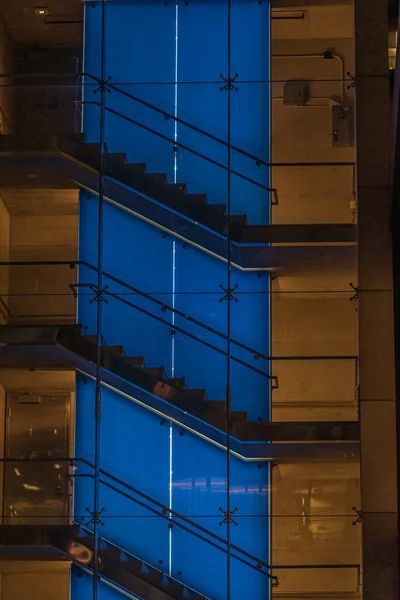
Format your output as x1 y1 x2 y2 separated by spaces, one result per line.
0 0 397 599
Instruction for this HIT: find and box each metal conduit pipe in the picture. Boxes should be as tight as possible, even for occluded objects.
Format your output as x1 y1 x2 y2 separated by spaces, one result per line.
271 51 346 103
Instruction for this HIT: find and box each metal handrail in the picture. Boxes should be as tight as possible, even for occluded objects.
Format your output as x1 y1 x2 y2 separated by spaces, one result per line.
0 256 277 383
71 281 276 383
1 456 277 583
78 99 278 201
80 72 355 169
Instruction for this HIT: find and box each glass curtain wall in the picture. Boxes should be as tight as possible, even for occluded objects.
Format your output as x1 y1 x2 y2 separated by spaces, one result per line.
0 0 361 599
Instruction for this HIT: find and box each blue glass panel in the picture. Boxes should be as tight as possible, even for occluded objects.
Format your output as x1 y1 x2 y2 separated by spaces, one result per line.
177 1 228 207
231 1 270 223
174 241 270 419
74 374 170 568
84 1 176 175
171 424 270 600
78 191 174 370
71 567 125 600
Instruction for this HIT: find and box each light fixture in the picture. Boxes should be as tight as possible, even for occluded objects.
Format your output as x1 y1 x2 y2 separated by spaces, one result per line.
34 7 49 16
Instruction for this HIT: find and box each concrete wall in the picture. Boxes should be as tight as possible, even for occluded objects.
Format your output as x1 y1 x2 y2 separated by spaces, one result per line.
270 1 358 425
7 204 78 323
0 562 70 600
272 461 361 595
0 195 10 323
270 3 360 596
0 15 14 133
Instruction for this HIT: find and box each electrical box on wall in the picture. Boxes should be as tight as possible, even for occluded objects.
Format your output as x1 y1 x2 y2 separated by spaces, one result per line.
283 82 308 106
331 105 353 147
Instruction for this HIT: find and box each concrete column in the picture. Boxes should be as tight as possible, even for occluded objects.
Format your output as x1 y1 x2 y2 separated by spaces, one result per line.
355 1 398 598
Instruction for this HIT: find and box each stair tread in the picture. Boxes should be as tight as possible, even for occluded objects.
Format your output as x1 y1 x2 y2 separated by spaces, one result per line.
122 559 143 574
230 213 247 225
186 389 206 399
124 356 145 367
210 203 226 214
124 162 147 174
141 571 163 585
186 193 207 204
148 172 167 184
144 366 164 378
162 582 185 597
101 345 125 357
164 377 186 389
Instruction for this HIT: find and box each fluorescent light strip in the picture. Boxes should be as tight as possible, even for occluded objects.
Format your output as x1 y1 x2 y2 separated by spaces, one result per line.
169 2 179 577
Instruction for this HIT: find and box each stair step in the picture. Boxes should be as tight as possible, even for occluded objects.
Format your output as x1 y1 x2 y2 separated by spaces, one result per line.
186 193 207 205
85 143 101 154
230 214 247 227
164 377 186 390
211 203 227 214
167 183 187 195
229 214 248 240
123 559 143 574
232 411 248 423
208 400 226 413
162 582 185 598
83 334 106 346
187 389 206 400
102 345 124 358
144 366 164 379
124 162 147 175
107 152 127 164
141 570 163 586
148 172 167 184
124 356 145 368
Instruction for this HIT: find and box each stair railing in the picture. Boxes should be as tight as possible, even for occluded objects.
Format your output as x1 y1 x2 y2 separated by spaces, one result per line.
72 455 279 583
80 72 356 170
77 99 278 203
0 455 277 584
0 254 277 383
71 263 278 386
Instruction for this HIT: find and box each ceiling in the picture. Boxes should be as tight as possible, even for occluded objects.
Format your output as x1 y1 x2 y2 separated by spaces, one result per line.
0 369 75 391
0 189 79 216
1 0 83 47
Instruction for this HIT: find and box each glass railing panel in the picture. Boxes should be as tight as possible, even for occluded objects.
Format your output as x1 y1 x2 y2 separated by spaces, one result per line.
5 52 82 137
272 357 358 422
0 246 77 325
271 282 358 421
271 0 356 225
2 459 71 526
271 458 361 596
75 373 171 570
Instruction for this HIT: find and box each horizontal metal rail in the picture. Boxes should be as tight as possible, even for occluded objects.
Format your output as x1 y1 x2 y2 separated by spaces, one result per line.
79 100 278 201
0 456 277 582
79 72 355 170
71 281 277 384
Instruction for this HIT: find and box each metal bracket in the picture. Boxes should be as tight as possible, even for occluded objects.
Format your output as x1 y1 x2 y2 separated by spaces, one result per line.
89 284 109 304
220 73 239 92
349 282 359 302
219 283 238 303
218 506 239 526
85 507 105 527
93 76 112 95
352 506 362 525
347 72 356 90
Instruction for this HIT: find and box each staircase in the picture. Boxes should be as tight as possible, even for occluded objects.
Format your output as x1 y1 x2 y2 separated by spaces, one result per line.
0 134 357 271
0 132 359 600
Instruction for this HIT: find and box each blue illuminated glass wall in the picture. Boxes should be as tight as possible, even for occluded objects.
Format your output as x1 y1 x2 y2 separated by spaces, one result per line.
75 1 271 599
